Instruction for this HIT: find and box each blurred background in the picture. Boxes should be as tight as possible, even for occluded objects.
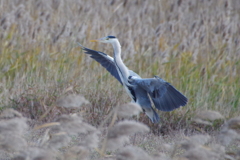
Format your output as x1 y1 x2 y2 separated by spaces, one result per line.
0 0 239 126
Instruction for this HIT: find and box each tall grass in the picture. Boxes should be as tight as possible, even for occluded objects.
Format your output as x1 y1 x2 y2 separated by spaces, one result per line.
0 0 239 122
0 0 239 158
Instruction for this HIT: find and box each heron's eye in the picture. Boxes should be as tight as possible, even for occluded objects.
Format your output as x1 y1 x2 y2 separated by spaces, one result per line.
106 38 109 40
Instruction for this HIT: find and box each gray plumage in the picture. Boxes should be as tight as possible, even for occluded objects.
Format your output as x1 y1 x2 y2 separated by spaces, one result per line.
129 76 187 111
78 36 187 123
77 43 123 85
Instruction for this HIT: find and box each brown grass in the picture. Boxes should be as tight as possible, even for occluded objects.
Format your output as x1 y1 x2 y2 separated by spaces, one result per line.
0 0 239 159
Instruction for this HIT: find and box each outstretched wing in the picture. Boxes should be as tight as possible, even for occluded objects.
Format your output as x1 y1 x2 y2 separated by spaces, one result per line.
78 43 122 85
129 76 187 111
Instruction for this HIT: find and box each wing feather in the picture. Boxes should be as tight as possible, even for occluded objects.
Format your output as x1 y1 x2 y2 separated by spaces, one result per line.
129 76 188 111
78 43 122 85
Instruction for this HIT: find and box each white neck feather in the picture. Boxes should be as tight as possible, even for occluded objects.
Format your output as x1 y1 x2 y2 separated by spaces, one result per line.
111 39 130 85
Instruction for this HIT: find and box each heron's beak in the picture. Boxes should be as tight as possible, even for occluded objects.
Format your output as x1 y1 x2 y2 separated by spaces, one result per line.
90 39 99 42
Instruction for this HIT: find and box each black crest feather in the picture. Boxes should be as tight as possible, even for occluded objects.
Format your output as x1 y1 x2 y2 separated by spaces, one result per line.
107 36 116 38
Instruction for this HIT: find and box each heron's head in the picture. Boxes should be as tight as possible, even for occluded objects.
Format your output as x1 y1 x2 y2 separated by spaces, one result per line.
90 36 117 44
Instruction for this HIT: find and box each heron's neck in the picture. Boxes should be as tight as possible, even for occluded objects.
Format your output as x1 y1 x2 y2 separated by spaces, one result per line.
112 40 121 57
112 40 130 84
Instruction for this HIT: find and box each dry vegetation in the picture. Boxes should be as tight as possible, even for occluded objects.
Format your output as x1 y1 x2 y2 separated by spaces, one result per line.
0 0 239 159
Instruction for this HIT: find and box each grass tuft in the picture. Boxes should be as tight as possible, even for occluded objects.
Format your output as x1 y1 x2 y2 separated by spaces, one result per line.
0 0 239 159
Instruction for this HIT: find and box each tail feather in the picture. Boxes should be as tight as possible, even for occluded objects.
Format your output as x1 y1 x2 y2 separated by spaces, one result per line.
145 107 160 123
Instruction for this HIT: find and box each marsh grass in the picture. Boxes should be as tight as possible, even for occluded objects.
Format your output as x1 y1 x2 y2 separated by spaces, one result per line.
0 0 239 159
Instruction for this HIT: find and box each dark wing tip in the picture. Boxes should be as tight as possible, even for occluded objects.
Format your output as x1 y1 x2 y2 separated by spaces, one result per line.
77 42 84 48
77 42 91 53
154 84 188 111
163 84 187 111
77 43 123 85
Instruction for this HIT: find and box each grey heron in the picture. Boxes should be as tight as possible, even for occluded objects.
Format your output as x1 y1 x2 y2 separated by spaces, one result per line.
78 36 187 123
